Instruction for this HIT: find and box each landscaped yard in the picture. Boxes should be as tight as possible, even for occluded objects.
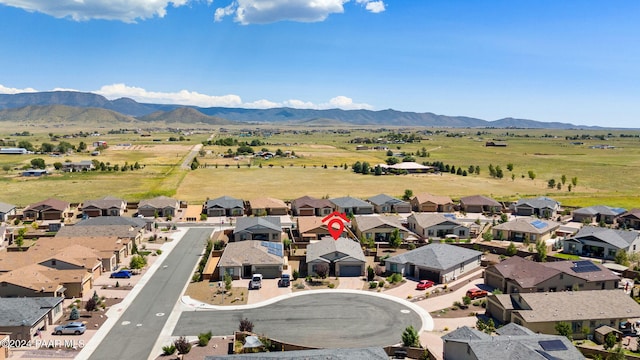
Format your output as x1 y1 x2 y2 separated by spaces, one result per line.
291 278 340 292
184 282 248 306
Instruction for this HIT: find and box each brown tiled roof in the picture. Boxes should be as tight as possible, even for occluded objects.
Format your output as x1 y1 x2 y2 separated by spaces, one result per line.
292 196 332 210
296 216 328 234
460 195 501 207
56 225 140 239
489 256 560 288
218 241 282 267
138 196 179 209
412 193 453 205
249 197 287 209
24 198 70 212
544 260 620 282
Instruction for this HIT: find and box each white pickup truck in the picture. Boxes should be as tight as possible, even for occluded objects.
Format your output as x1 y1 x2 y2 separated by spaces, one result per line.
249 274 263 290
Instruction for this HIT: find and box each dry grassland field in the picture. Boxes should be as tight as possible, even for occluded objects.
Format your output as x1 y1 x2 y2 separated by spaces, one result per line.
1 125 639 208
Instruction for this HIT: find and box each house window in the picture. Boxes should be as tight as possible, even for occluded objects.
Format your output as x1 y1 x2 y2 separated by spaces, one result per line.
572 321 582 333
609 249 617 257
365 233 372 239
272 233 278 240
559 274 563 280
390 263 398 273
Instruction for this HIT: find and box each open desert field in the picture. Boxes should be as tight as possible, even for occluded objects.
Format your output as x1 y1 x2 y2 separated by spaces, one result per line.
1 126 639 208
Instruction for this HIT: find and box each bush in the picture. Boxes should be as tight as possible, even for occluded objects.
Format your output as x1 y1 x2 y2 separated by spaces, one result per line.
162 344 176 355
292 269 299 280
69 307 79 320
85 298 97 312
327 283 335 289
369 281 378 289
174 336 191 354
239 318 254 332
198 331 212 346
155 249 162 255
378 280 385 288
386 273 402 284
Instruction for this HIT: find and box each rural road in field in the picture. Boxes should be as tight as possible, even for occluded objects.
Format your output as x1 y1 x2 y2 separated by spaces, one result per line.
85 228 213 360
181 143 203 169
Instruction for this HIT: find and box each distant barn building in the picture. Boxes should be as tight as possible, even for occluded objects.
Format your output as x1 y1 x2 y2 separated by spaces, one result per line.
0 147 28 155
485 141 508 147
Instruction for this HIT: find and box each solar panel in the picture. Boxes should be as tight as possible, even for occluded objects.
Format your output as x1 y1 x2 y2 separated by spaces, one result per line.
538 339 568 351
572 260 601 273
531 220 548 229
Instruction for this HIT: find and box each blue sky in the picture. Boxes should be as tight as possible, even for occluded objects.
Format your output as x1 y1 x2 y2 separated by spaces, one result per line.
0 0 638 128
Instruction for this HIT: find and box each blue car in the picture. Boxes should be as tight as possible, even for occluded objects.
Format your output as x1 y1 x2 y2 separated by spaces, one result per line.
110 270 132 279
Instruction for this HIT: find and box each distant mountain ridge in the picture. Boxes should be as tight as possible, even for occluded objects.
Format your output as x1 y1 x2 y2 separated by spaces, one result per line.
0 90 597 128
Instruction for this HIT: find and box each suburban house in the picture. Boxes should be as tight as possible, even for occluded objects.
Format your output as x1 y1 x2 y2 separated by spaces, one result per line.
486 290 640 339
0 263 93 299
306 237 365 277
137 196 180 218
410 193 455 213
58 221 144 246
385 243 482 283
572 205 626 225
406 213 469 241
248 197 288 216
366 194 411 214
442 323 584 360
217 240 284 279
203 196 245 217
329 196 374 215
0 297 64 341
75 215 151 233
61 160 95 172
22 198 71 221
0 202 17 222
21 169 48 177
351 215 412 243
81 196 127 217
52 235 134 268
291 196 333 216
296 216 348 242
510 196 561 218
233 217 282 242
619 209 640 230
563 226 640 260
459 195 502 214
491 218 560 243
484 256 619 294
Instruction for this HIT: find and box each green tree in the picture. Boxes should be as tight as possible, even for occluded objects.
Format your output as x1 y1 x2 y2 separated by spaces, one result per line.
402 189 413 201
30 158 46 169
77 141 87 152
386 157 399 165
129 254 147 270
17 140 34 151
374 165 383 176
571 177 578 187
535 240 547 262
604 331 617 350
547 179 556 188
2 164 10 173
361 161 371 174
224 272 232 291
190 157 199 170
53 162 63 170
40 142 55 153
614 249 630 266
352 161 362 173
506 163 514 172
401 325 420 347
389 228 402 249
85 297 97 312
561 174 567 185
69 307 80 320
506 242 517 256
607 345 625 360
528 170 536 180
367 265 375 281
555 321 572 340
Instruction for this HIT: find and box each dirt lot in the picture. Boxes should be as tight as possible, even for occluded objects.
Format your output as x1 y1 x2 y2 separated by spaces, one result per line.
184 282 248 306
430 304 486 319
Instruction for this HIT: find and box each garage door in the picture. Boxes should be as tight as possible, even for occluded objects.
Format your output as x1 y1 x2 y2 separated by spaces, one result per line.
340 265 362 277
253 266 280 279
418 268 440 283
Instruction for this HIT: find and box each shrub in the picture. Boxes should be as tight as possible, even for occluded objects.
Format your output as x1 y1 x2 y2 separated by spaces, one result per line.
292 269 299 280
239 318 254 332
162 344 176 355
198 331 212 346
327 283 335 289
367 265 375 281
295 283 305 289
174 336 191 354
156 249 162 255
69 307 79 320
378 280 385 288
386 273 402 284
463 296 471 306
369 281 378 289
85 298 97 312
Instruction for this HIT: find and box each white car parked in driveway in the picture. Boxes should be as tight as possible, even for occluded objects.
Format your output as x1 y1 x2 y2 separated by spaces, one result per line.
249 274 263 290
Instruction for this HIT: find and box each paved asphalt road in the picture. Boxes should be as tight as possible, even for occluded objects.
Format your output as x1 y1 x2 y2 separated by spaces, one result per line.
88 228 212 360
174 292 422 348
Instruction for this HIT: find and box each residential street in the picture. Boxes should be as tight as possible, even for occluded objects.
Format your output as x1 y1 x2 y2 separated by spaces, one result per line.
81 228 213 360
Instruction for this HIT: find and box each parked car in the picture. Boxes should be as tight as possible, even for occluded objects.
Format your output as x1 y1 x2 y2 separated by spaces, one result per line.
249 274 263 290
466 288 488 299
54 322 86 335
110 270 132 279
416 280 435 290
278 274 291 287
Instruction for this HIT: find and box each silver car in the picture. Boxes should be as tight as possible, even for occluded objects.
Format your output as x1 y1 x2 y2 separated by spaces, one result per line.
54 322 86 335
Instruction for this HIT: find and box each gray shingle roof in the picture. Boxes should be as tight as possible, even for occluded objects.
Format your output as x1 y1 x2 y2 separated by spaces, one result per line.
353 215 410 232
492 218 560 234
459 195 501 207
205 347 389 360
234 216 281 233
443 324 585 360
569 226 640 249
138 196 178 209
306 237 366 263
291 196 332 210
329 196 373 209
366 194 407 206
205 196 244 209
56 224 141 238
573 205 626 216
218 241 283 267
409 213 463 228
82 196 126 210
0 201 16 214
76 216 147 228
0 297 64 327
386 243 481 271
514 196 560 209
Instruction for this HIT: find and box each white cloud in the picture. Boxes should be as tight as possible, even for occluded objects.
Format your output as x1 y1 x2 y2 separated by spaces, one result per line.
0 0 191 23
0 84 38 94
94 84 243 107
357 0 385 13
214 0 348 24
1 83 373 110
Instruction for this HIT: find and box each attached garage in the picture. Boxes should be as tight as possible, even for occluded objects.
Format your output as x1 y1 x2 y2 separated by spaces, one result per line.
253 266 281 279
339 264 363 277
418 268 440 283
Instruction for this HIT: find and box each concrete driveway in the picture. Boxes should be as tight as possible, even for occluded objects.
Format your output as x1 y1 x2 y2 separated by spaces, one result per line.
174 291 426 348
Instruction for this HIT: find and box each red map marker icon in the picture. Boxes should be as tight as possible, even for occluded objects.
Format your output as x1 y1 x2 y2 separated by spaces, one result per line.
322 211 350 240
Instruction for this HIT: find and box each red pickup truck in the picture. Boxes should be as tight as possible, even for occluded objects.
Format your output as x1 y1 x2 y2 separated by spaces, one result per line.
466 288 488 299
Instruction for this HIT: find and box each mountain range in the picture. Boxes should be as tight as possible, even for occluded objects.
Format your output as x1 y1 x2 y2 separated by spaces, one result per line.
0 91 594 129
